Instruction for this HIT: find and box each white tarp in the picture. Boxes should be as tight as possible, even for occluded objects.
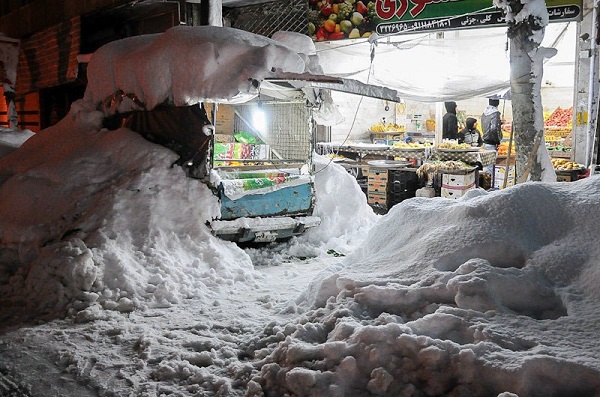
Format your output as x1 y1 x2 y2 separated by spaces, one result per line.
315 23 575 102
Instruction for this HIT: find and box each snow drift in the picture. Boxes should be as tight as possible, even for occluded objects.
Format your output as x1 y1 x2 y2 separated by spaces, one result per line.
250 177 600 397
0 26 368 327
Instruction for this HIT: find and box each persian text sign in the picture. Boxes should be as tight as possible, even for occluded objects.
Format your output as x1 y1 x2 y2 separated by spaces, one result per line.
308 0 582 41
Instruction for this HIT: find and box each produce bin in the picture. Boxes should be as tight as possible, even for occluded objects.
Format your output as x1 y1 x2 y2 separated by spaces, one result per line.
387 169 420 206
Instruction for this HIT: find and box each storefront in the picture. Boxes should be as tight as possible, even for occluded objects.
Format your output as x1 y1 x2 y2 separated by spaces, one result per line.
307 0 590 210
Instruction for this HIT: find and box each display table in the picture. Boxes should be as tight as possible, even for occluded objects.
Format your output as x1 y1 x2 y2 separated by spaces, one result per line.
317 143 496 166
317 145 429 161
432 149 497 166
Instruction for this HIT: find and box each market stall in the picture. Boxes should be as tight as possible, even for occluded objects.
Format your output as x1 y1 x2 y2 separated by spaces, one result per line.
544 106 573 159
318 140 497 210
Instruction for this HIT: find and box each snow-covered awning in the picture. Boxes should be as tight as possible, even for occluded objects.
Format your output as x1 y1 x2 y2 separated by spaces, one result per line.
83 26 323 111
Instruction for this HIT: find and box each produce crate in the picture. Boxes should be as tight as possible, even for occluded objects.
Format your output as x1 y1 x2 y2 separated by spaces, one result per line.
494 165 515 189
368 167 389 182
556 169 583 182
367 180 387 194
368 167 389 199
387 169 419 206
438 168 477 199
548 150 572 159
442 172 476 187
368 192 387 208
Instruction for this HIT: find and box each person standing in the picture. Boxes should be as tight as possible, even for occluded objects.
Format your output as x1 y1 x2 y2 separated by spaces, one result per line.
458 117 483 147
481 99 503 150
442 101 458 140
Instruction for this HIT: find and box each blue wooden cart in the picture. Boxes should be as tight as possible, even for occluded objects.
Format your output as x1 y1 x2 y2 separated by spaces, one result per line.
207 100 321 243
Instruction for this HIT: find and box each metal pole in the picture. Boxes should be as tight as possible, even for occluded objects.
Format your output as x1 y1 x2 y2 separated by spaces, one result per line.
585 0 600 167
209 0 223 27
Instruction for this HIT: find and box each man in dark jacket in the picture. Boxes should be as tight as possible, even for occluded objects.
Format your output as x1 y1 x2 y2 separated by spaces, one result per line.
481 99 503 149
442 101 458 140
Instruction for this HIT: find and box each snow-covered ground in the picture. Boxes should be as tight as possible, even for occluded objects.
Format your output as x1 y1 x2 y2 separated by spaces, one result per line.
1 25 599 397
2 114 599 397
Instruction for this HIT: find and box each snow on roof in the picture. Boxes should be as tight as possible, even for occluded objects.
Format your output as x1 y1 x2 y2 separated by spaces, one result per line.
82 26 317 111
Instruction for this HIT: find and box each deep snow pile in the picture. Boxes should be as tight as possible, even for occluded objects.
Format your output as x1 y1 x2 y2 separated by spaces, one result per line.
0 127 34 157
0 25 363 328
0 107 373 329
247 177 600 396
0 109 243 325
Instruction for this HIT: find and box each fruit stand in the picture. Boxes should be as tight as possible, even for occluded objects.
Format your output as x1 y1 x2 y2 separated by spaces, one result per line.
318 141 498 209
551 158 589 182
544 107 573 159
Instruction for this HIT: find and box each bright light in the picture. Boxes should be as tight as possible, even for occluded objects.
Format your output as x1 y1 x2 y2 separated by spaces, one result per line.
252 105 267 134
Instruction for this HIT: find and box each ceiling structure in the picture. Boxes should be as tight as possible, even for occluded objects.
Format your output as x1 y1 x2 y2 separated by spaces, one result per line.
221 0 280 7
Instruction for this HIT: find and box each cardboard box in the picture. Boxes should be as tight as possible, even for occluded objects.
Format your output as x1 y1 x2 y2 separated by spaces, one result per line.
555 170 583 182
440 170 476 199
441 187 472 199
442 172 476 187
215 133 235 143
368 168 389 182
494 166 515 189
205 103 234 133
368 192 387 206
367 180 388 194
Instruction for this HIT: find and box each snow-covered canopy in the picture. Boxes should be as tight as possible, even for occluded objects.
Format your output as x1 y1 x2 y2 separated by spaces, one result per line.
83 26 324 111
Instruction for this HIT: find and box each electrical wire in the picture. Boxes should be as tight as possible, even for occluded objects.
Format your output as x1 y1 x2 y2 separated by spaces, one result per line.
313 41 378 176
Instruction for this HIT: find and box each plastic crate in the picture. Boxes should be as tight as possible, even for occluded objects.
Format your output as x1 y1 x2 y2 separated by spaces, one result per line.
388 169 419 193
387 169 419 205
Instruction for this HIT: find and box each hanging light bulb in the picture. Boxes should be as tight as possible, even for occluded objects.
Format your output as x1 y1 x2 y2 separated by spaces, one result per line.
252 98 267 134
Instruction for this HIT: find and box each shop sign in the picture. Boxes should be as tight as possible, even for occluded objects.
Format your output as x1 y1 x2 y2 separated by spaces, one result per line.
308 0 582 41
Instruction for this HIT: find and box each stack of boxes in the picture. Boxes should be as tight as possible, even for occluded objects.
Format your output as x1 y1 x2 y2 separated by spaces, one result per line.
440 169 477 199
367 167 388 208
388 169 419 206
367 167 420 208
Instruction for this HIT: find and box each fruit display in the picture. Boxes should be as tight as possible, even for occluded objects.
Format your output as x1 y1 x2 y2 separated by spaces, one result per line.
392 141 431 149
416 161 472 178
548 145 571 152
308 0 378 41
545 126 572 137
425 119 435 132
551 158 582 171
437 142 473 150
370 122 405 132
544 107 573 127
497 141 515 156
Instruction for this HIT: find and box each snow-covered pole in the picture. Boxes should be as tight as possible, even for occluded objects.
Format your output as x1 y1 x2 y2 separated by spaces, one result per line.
0 35 20 130
585 0 600 167
494 0 555 182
